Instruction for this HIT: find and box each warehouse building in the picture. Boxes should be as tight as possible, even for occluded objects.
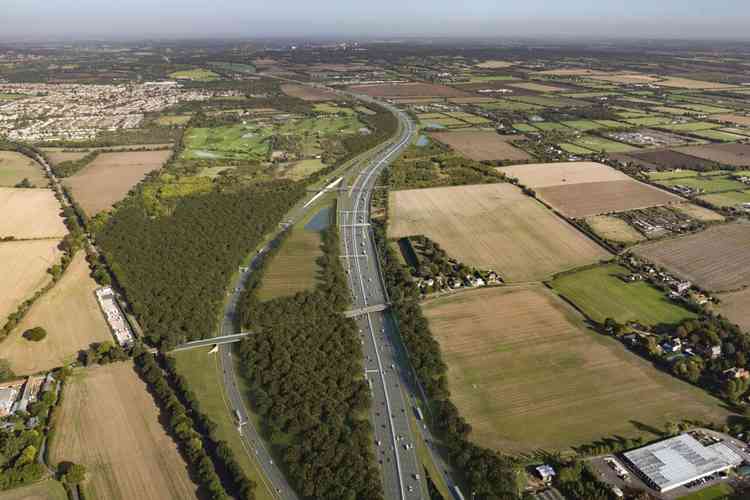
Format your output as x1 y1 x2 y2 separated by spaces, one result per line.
623 433 742 493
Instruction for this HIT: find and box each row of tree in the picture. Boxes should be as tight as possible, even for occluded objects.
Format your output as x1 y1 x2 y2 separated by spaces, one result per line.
50 151 99 177
235 227 384 500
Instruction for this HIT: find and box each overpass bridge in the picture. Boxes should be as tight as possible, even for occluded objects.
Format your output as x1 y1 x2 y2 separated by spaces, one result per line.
344 303 390 318
169 332 253 352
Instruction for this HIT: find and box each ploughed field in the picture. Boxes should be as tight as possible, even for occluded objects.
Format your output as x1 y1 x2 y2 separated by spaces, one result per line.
675 144 750 167
632 222 750 292
0 187 67 239
429 131 531 162
280 84 341 101
388 183 609 282
421 285 728 453
348 82 471 98
50 363 199 500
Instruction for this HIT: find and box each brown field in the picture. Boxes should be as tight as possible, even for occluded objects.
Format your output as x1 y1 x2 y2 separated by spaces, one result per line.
499 161 629 188
536 180 683 218
41 149 88 166
64 150 170 215
655 77 737 90
675 144 750 167
627 149 720 171
280 83 340 101
348 82 471 98
422 284 731 452
506 82 565 93
586 215 646 244
673 203 725 222
533 68 605 77
0 151 46 187
633 222 750 292
429 131 531 161
718 288 750 332
50 363 199 500
475 60 515 69
0 479 67 500
0 240 61 328
589 74 661 84
388 183 609 282
0 252 112 374
0 187 67 238
447 97 498 104
712 114 750 126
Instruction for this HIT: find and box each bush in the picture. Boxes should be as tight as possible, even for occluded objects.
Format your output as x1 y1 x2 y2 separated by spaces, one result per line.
22 327 47 342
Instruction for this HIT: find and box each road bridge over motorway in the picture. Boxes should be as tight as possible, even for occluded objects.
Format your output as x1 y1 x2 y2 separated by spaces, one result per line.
344 303 390 318
169 332 253 352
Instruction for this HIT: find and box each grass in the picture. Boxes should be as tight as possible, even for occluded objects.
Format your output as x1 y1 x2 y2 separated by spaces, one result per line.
594 119 630 128
156 114 192 126
677 483 734 500
550 263 698 326
0 150 46 187
690 129 747 142
699 190 750 208
508 95 580 107
572 135 637 153
659 121 722 132
313 103 355 115
478 100 542 112
172 347 275 500
168 68 220 81
561 120 602 131
647 170 732 181
0 480 68 500
182 124 272 161
512 123 538 133
559 143 594 155
625 116 674 127
533 122 570 132
657 175 748 194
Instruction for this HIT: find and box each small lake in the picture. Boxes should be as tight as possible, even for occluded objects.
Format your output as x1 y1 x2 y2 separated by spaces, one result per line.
416 135 429 147
305 207 332 231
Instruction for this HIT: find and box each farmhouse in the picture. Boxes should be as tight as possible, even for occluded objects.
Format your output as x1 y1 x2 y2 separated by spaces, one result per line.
95 287 135 346
623 433 742 493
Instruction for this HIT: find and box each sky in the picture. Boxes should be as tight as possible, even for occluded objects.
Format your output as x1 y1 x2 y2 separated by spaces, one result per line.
3 0 750 40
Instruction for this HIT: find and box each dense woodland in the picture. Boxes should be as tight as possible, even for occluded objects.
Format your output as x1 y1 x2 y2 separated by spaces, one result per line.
235 228 383 500
97 180 304 347
385 147 505 190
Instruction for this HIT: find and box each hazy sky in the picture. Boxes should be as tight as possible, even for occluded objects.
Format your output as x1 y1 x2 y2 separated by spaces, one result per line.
3 0 750 40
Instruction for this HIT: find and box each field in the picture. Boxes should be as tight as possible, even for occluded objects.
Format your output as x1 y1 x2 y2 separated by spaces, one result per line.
0 187 67 239
0 240 60 327
429 131 531 161
478 100 542 112
676 144 750 167
0 151 46 187
585 215 646 244
348 82 470 98
561 120 602 131
167 68 219 81
388 183 609 282
0 252 112 375
690 129 747 142
551 263 698 325
571 135 637 153
673 203 725 222
633 222 750 292
712 114 750 126
655 78 737 90
41 149 89 166
499 161 630 188
475 60 515 69
698 190 750 208
628 149 719 170
64 151 171 215
506 82 565 93
422 284 723 453
172 348 274 500
718 288 750 334
658 121 721 133
0 480 68 500
559 143 594 155
280 83 340 101
626 116 674 127
50 363 199 500
182 124 273 161
155 114 192 126
656 175 747 194
257 228 323 301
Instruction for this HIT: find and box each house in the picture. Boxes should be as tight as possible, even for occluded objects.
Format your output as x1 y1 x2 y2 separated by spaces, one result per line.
661 338 682 353
723 367 750 380
674 281 692 294
701 344 722 360
535 465 556 483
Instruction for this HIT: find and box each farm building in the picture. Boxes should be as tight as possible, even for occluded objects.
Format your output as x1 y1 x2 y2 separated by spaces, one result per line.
622 433 741 493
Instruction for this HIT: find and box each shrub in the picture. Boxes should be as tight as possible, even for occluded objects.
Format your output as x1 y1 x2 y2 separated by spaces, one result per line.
22 327 47 342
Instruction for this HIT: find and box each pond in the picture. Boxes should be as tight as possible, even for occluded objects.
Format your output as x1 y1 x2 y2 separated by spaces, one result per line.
416 135 429 146
304 207 332 231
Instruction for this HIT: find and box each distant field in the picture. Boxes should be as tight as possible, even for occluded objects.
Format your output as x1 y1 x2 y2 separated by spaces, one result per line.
712 114 750 126
506 81 565 93
0 252 111 375
559 143 593 155
0 151 46 187
655 78 737 90
533 122 570 132
561 120 602 131
281 83 340 101
499 161 630 188
64 150 170 215
718 288 750 334
0 240 60 328
572 135 638 153
690 129 747 142
698 190 750 208
626 116 673 127
50 363 199 500
429 131 531 162
0 187 67 239
658 121 721 133
551 263 698 325
155 114 192 126
475 60 515 69
422 284 723 453
348 82 470 98
673 203 725 222
676 144 750 167
0 479 67 500
633 222 750 292
388 183 609 282
631 149 719 171
168 68 219 81
656 175 747 194
478 100 542 112
586 215 646 244
257 228 323 301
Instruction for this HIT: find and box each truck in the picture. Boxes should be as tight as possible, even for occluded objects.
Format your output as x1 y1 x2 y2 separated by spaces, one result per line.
415 406 424 421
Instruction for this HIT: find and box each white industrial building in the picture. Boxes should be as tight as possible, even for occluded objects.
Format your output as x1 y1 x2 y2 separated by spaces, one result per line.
623 433 742 493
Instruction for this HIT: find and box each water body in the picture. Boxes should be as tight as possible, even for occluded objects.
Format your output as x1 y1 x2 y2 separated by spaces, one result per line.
416 135 429 146
304 207 332 231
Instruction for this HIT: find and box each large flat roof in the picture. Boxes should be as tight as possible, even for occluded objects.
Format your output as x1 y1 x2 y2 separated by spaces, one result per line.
623 434 737 492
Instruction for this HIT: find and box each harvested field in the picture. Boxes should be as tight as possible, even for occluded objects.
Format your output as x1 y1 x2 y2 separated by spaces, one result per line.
506 82 565 93
429 131 531 161
627 149 719 171
589 74 661 84
0 240 61 330
655 78 737 90
676 144 750 167
422 284 724 452
448 97 498 104
633 222 750 292
499 161 629 188
475 60 515 69
0 479 67 500
718 288 750 333
280 83 340 101
586 215 645 244
673 203 725 222
0 151 46 187
536 180 683 218
64 150 170 215
41 149 88 166
348 82 471 98
50 363 199 500
698 190 750 208
0 187 66 239
0 252 111 375
257 228 323 301
712 114 750 126
388 183 609 282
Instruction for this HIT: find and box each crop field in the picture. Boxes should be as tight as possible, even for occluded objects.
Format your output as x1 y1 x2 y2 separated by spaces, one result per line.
0 187 67 238
571 135 637 153
257 228 323 301
429 131 531 161
655 78 737 90
676 144 750 167
625 116 674 127
717 288 750 334
388 183 609 282
712 114 750 126
348 82 470 98
155 114 192 125
585 215 646 244
633 222 750 292
478 100 542 112
64 150 170 215
656 175 747 194
628 149 719 170
40 148 89 166
551 263 698 325
499 161 631 188
0 253 111 375
0 151 46 187
0 240 60 327
559 143 594 155
690 129 747 142
673 203 725 222
475 60 515 69
422 284 723 452
698 190 750 208
50 363 199 500
588 73 661 84
506 81 565 93
167 68 219 81
0 479 68 500
533 122 570 132
561 120 602 131
646 170 728 181
658 121 722 133
280 83 340 101
508 95 582 107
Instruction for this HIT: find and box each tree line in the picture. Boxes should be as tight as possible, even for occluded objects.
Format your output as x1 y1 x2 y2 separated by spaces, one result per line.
234 227 384 500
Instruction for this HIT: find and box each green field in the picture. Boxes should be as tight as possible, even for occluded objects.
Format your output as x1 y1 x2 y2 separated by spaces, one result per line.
659 121 722 132
698 190 750 208
156 114 192 126
0 480 68 500
648 170 730 181
172 348 274 500
478 100 542 112
533 121 570 132
625 116 674 127
652 106 693 115
561 120 602 131
508 95 581 107
677 483 734 500
572 135 637 153
657 175 748 193
690 129 747 142
183 124 273 161
512 123 538 133
675 103 734 114
313 102 355 115
0 93 25 100
551 263 698 325
466 75 516 83
444 111 491 124
593 119 630 129
168 68 220 81
559 143 594 155
562 92 619 98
